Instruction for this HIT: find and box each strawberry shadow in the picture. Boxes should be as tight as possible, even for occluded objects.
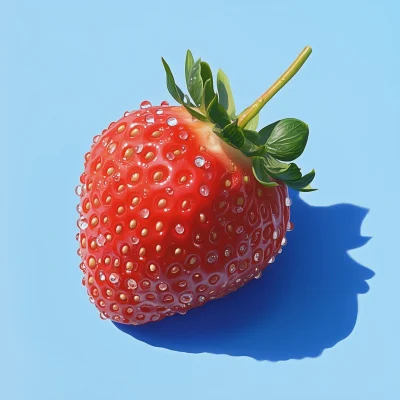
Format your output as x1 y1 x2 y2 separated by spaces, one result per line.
114 191 374 361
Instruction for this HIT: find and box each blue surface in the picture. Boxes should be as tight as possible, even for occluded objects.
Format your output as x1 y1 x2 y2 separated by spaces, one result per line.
1 1 399 399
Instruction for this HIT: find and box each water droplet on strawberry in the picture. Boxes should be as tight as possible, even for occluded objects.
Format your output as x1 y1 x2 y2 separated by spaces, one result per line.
75 185 82 196
268 256 275 264
198 295 205 303
127 279 138 290
207 252 218 263
134 144 144 153
131 237 139 245
139 208 150 219
140 100 152 109
166 152 175 160
199 185 209 196
161 100 169 106
158 283 168 291
287 221 294 231
109 273 120 284
124 111 131 117
145 114 155 124
253 252 261 262
100 312 108 320
175 224 185 235
77 217 88 230
285 197 292 206
167 117 178 126
89 296 95 304
180 293 193 304
166 187 174 195
93 135 100 143
272 230 278 240
194 156 205 167
113 172 121 182
96 234 106 247
156 108 163 115
281 237 287 246
179 131 188 140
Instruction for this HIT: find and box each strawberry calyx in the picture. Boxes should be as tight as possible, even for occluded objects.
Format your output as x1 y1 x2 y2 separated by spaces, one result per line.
162 46 316 191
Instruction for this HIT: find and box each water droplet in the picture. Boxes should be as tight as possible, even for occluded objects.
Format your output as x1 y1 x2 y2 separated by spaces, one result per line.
207 252 218 263
158 283 168 291
139 208 150 219
239 244 247 253
131 237 139 245
281 237 287 246
255 271 262 279
268 256 275 264
77 217 88 230
229 264 236 273
199 185 209 196
167 117 178 126
224 248 231 257
272 230 278 240
175 224 185 235
156 108 163 115
134 144 144 153
109 273 120 284
145 114 155 124
127 279 138 290
93 135 100 143
278 248 283 254
108 143 117 154
254 252 261 262
124 111 131 117
198 295 205 303
287 221 294 231
100 312 108 320
233 206 244 214
140 100 152 109
285 197 292 206
113 172 121 182
166 187 174 195
236 226 244 234
194 156 205 167
96 234 106 247
161 100 169 107
180 293 193 304
89 296 95 304
166 152 175 160
76 204 83 213
75 185 82 196
179 131 188 140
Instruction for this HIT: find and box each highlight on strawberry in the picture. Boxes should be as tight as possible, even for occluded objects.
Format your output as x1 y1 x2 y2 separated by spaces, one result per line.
75 46 315 325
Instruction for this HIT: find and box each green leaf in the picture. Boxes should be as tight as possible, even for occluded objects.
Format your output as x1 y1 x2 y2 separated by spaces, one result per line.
217 69 236 118
185 50 194 87
286 169 316 190
161 58 185 104
200 62 213 88
263 154 302 181
265 118 309 161
240 139 264 157
202 79 215 113
252 157 279 187
182 95 209 122
206 95 231 128
188 59 203 107
244 113 260 131
219 122 245 148
243 121 281 146
298 185 317 192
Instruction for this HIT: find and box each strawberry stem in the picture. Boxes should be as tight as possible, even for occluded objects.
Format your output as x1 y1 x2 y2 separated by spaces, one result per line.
237 46 312 128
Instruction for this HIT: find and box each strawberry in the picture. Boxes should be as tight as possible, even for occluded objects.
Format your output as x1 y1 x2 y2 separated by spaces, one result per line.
76 46 315 325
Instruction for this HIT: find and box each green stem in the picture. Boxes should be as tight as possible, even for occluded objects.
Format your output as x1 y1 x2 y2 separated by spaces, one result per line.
237 46 312 128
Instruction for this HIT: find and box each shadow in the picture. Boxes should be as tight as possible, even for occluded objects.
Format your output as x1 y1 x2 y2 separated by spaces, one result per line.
114 191 374 361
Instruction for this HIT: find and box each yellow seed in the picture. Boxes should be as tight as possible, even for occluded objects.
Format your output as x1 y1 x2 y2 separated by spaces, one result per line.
96 162 102 171
104 257 111 265
112 304 119 311
103 216 108 224
105 195 112 204
88 257 96 268
190 257 196 265
145 151 155 161
151 130 162 138
130 127 140 137
175 248 182 255
181 200 189 209
149 264 156 272
141 228 148 237
129 219 137 229
122 245 129 254
114 259 120 267
117 206 125 214
156 245 162 253
171 266 179 274
119 294 127 301
117 124 126 133
115 225 122 234
81 238 87 247
99 300 105 307
139 247 146 256
117 184 125 193
106 234 112 241
244 175 249 183
199 213 206 223
106 289 113 296
131 172 140 182
227 224 233 233
91 216 99 227
90 240 97 249
126 307 133 313
88 182 93 191
132 196 140 206
158 199 166 208
212 232 217 240
237 197 244 206
173 150 181 156
257 188 263 197
153 171 163 181
179 175 187 183
133 295 140 302
88 276 94 285
93 198 100 206
85 202 90 211
156 221 163 231
124 148 134 158
107 167 114 176
126 261 133 270
225 180 232 187
98 258 102 264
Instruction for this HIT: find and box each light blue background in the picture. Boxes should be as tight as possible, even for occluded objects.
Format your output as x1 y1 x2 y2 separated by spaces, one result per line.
1 0 399 399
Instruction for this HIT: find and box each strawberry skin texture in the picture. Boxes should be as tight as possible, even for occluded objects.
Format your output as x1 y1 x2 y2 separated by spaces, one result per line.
76 104 291 325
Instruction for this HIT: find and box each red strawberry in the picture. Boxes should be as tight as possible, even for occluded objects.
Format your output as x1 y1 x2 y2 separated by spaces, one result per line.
76 46 315 325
